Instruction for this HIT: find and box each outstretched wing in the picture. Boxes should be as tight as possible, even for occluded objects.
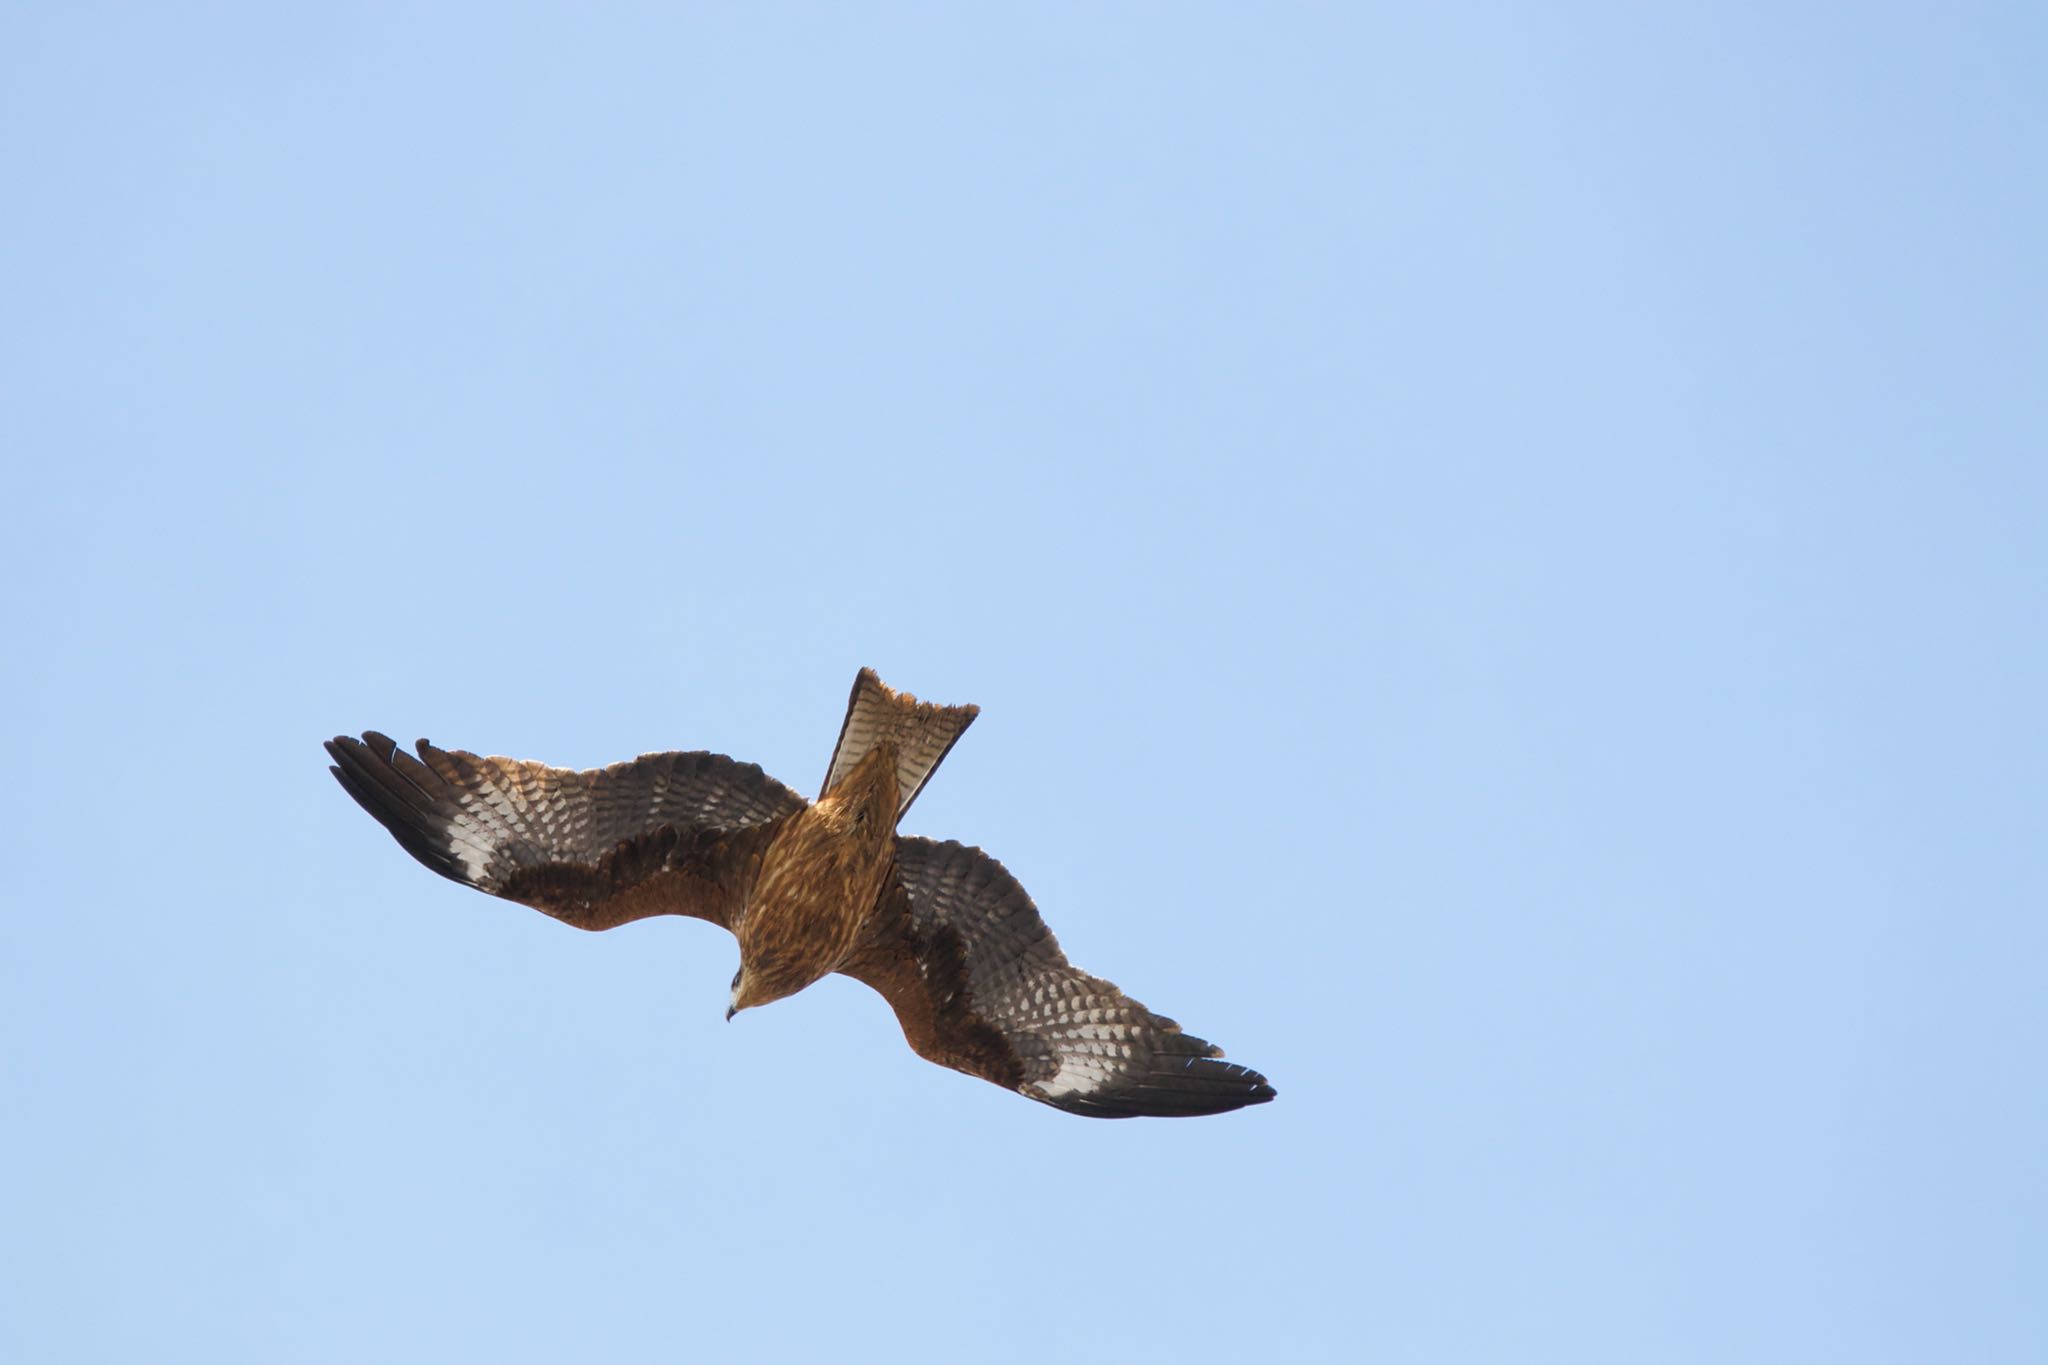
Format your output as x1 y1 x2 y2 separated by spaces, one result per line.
841 838 1275 1118
327 733 807 931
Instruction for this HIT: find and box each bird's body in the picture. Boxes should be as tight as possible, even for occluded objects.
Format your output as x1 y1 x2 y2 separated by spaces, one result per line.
327 669 1275 1118
734 744 900 1012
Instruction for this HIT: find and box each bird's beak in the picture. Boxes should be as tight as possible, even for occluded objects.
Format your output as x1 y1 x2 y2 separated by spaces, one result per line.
725 1004 737 1022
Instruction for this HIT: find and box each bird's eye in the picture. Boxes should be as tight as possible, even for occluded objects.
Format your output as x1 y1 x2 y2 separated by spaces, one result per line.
855 807 868 826
731 967 743 990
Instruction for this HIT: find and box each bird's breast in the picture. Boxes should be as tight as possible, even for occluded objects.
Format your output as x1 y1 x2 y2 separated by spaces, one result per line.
739 815 893 986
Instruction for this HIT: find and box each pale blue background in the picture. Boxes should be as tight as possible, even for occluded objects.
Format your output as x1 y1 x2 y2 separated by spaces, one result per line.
4 6 2043 1362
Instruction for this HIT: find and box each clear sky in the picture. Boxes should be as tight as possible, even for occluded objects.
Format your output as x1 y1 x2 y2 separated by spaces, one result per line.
3 5 2043 1362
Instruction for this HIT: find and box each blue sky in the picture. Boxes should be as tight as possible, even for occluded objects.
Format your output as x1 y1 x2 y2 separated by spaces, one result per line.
3 5 2043 1362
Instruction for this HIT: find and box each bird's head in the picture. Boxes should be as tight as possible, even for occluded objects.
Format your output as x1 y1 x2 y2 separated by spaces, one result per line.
726 954 806 1020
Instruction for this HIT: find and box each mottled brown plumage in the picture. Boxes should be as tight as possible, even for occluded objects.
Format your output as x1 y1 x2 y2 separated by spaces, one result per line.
731 744 900 1013
327 668 1275 1118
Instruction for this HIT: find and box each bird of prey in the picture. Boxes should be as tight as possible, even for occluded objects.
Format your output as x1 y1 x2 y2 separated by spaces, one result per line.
326 669 1275 1118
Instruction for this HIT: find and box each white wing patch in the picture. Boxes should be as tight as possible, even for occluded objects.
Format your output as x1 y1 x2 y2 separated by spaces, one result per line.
1031 1056 1111 1099
446 819 495 882
1027 1033 1139 1099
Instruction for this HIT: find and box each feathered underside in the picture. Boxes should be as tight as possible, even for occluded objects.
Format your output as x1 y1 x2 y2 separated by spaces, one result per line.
325 733 804 930
842 839 1276 1118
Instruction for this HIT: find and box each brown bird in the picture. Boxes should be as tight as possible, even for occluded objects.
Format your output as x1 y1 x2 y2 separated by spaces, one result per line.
326 669 1275 1118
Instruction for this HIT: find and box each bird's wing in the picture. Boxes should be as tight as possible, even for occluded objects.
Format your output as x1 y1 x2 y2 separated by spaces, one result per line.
840 837 1276 1118
327 733 806 931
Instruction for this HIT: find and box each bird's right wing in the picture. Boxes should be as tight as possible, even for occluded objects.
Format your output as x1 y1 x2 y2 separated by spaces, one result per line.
327 733 806 931
841 838 1276 1118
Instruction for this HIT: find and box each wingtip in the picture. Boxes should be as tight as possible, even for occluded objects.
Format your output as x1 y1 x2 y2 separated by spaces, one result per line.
1031 1054 1279 1118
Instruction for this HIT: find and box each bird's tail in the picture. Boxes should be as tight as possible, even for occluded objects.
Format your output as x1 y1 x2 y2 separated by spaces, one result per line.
822 668 978 819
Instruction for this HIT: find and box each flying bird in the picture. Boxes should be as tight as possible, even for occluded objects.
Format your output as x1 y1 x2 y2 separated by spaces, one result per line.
326 669 1275 1118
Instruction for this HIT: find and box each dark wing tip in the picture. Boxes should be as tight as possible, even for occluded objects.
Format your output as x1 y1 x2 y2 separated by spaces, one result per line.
325 730 470 885
1035 1054 1278 1119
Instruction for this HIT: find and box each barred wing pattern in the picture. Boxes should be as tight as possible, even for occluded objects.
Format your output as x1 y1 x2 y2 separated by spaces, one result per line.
326 733 807 931
845 838 1275 1118
821 668 978 817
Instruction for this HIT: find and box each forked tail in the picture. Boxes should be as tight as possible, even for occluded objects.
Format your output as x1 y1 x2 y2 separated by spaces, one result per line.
822 668 978 819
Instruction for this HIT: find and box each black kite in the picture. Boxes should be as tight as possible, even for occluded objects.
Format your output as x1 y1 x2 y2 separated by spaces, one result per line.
326 670 1275 1118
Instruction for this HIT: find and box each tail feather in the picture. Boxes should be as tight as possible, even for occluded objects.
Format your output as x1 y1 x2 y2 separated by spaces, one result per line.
823 668 978 819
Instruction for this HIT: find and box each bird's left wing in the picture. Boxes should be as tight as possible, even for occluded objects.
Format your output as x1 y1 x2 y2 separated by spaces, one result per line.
841 838 1276 1118
327 733 806 931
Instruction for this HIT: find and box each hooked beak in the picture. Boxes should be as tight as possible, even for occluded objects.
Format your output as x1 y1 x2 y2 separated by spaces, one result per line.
726 1004 737 1022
